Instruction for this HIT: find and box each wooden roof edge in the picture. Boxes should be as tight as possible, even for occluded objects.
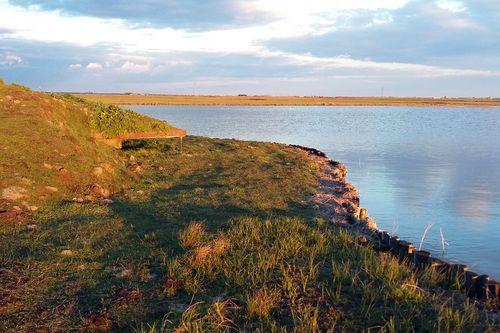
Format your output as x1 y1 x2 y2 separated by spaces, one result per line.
117 128 187 140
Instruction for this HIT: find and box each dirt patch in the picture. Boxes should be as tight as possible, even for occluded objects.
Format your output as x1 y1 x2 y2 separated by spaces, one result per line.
1 186 27 201
0 210 28 224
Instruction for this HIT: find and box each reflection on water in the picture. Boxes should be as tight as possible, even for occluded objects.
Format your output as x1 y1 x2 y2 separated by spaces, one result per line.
131 105 500 278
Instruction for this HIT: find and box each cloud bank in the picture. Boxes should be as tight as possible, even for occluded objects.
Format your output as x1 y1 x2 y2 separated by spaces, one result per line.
0 0 499 96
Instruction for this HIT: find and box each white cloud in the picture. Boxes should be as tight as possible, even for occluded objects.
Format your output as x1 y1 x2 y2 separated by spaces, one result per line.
0 52 22 66
86 62 102 70
69 63 82 69
267 51 500 77
0 0 497 80
436 0 467 13
167 59 193 66
0 0 408 54
118 61 151 73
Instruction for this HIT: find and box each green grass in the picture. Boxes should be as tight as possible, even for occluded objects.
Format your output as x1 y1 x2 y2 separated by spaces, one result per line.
0 81 497 332
59 94 175 138
1 137 496 332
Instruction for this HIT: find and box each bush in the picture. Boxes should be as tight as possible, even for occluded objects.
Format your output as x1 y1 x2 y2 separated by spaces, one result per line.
58 93 174 138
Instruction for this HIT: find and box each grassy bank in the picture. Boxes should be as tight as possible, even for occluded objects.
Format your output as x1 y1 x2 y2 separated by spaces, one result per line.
74 93 500 107
1 81 498 332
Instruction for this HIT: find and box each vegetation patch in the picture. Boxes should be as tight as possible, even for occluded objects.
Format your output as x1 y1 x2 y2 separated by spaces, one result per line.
61 95 174 138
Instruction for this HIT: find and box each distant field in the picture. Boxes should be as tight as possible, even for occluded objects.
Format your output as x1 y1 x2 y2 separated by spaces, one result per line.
75 93 500 107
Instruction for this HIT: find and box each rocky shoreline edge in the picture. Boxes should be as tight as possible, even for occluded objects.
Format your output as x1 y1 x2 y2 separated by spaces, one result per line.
291 144 500 304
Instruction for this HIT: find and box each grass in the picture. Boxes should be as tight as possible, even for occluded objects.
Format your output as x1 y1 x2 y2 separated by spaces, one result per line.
1 81 498 332
74 93 500 107
59 94 175 138
0 82 177 206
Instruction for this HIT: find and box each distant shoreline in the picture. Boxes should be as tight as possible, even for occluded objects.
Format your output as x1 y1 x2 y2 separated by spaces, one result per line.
72 93 500 107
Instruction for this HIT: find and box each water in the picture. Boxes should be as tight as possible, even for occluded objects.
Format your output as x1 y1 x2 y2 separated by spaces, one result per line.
131 105 500 279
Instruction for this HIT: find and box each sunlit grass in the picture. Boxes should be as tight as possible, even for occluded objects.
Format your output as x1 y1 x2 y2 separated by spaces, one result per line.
0 81 497 332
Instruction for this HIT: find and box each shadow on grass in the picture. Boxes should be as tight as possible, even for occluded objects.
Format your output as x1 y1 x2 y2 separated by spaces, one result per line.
0 137 316 330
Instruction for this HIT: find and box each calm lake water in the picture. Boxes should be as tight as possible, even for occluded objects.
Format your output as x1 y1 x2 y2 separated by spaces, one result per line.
132 105 500 279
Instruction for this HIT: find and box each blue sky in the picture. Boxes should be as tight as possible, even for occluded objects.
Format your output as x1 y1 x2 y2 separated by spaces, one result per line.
0 0 499 96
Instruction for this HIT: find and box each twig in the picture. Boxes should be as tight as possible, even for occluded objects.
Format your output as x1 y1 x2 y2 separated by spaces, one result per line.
439 228 450 256
418 224 433 251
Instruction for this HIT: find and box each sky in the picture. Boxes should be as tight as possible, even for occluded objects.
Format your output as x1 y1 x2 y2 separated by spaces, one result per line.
0 0 499 96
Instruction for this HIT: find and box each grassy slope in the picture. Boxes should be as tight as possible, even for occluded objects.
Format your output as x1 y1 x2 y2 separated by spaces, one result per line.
0 82 497 332
0 82 176 207
76 93 500 107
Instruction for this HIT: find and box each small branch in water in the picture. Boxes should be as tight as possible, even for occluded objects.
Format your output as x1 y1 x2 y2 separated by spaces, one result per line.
390 218 398 236
439 227 450 256
418 224 433 251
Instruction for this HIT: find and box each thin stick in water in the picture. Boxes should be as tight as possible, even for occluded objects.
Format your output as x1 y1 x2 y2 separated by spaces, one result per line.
439 227 449 256
418 224 433 251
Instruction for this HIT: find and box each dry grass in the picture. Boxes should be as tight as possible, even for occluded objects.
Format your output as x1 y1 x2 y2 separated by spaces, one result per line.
75 93 500 107
246 287 280 319
212 235 230 255
178 222 206 249
191 245 213 266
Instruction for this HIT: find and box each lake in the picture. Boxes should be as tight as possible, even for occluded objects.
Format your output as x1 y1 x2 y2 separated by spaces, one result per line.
131 105 500 279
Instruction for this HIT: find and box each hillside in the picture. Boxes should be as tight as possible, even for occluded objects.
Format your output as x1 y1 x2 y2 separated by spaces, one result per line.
0 80 178 213
0 81 497 332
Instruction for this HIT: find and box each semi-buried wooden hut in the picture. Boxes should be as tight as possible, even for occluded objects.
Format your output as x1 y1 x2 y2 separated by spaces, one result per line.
102 128 187 150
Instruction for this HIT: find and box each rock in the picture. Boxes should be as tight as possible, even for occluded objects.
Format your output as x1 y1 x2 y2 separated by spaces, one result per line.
43 163 53 169
58 168 69 175
100 199 114 205
45 186 58 193
363 217 378 230
23 203 38 211
60 249 73 257
91 184 110 198
91 166 104 177
2 186 27 201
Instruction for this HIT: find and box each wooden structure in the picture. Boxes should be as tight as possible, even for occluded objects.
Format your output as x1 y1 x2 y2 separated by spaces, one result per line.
102 128 187 151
